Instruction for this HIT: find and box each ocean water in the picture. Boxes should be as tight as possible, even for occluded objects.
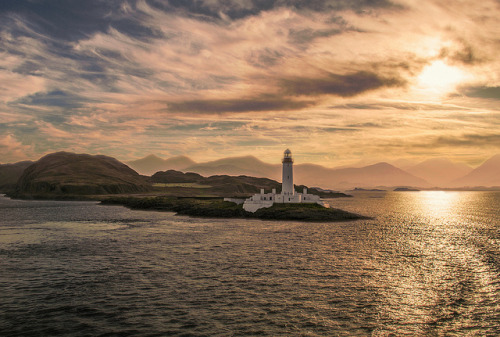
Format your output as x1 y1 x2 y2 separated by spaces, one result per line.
0 192 499 336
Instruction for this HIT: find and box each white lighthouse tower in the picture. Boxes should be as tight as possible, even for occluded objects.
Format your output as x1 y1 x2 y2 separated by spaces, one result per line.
238 149 327 212
282 149 294 195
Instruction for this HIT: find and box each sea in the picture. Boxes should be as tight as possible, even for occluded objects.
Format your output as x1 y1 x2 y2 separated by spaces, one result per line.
0 191 499 336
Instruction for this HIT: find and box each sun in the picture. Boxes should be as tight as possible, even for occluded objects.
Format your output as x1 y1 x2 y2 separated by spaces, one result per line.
416 60 470 96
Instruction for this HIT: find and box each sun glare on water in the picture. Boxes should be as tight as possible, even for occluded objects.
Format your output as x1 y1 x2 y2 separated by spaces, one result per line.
416 60 470 97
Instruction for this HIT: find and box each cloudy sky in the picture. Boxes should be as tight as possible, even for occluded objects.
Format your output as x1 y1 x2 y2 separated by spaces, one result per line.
1 0 500 166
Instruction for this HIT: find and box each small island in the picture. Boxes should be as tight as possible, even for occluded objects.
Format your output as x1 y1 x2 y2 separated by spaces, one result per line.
348 187 387 192
101 196 369 222
393 187 420 191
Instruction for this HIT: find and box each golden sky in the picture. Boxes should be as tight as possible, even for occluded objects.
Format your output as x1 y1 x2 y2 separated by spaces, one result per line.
1 0 500 166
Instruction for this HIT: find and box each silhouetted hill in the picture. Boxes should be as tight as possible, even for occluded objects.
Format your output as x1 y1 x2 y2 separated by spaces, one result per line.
152 170 205 183
451 154 500 187
13 152 152 197
152 170 281 196
185 156 280 179
128 154 195 175
151 170 348 198
406 158 472 186
0 161 33 192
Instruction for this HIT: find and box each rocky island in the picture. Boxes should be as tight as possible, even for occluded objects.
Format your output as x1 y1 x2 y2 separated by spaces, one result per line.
101 196 369 222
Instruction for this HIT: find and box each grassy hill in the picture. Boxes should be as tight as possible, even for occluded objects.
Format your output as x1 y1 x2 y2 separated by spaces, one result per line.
11 152 152 198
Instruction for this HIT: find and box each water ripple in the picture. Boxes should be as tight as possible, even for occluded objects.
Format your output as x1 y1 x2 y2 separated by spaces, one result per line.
0 192 499 336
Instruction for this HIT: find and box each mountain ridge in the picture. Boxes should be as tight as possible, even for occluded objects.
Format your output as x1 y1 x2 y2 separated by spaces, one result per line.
127 154 195 176
450 154 500 187
6 152 500 190
405 158 473 186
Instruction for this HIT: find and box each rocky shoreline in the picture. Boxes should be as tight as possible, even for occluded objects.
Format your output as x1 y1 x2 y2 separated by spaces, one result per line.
100 196 370 222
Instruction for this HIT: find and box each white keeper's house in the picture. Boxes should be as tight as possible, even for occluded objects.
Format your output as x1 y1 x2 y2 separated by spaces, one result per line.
238 149 328 212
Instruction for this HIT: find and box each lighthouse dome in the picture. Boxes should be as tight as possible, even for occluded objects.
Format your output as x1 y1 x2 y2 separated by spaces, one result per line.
282 148 293 163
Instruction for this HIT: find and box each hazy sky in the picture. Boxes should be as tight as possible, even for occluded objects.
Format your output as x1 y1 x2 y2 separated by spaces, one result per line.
1 0 500 166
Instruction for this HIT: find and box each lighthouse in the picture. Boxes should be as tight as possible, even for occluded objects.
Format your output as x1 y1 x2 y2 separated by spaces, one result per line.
282 149 294 195
237 149 327 212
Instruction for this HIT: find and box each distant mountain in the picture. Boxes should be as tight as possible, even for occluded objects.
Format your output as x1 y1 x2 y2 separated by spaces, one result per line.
14 152 151 196
127 154 195 175
389 158 419 170
185 156 280 179
406 158 473 186
451 154 500 187
294 162 430 189
0 161 33 192
183 156 429 189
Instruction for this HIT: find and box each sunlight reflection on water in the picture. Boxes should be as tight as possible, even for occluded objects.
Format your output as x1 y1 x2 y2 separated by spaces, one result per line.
1 193 499 336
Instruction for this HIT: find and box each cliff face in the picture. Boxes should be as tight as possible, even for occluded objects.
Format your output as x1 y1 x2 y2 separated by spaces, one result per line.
14 152 152 196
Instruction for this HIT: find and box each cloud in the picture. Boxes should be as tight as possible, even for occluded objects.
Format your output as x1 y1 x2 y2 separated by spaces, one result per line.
280 71 405 97
1 0 500 166
35 121 74 139
0 68 47 103
461 86 500 100
0 133 34 162
434 133 500 148
0 0 155 41
288 27 348 45
13 90 86 109
330 102 471 111
439 39 485 66
167 95 313 113
146 0 399 21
